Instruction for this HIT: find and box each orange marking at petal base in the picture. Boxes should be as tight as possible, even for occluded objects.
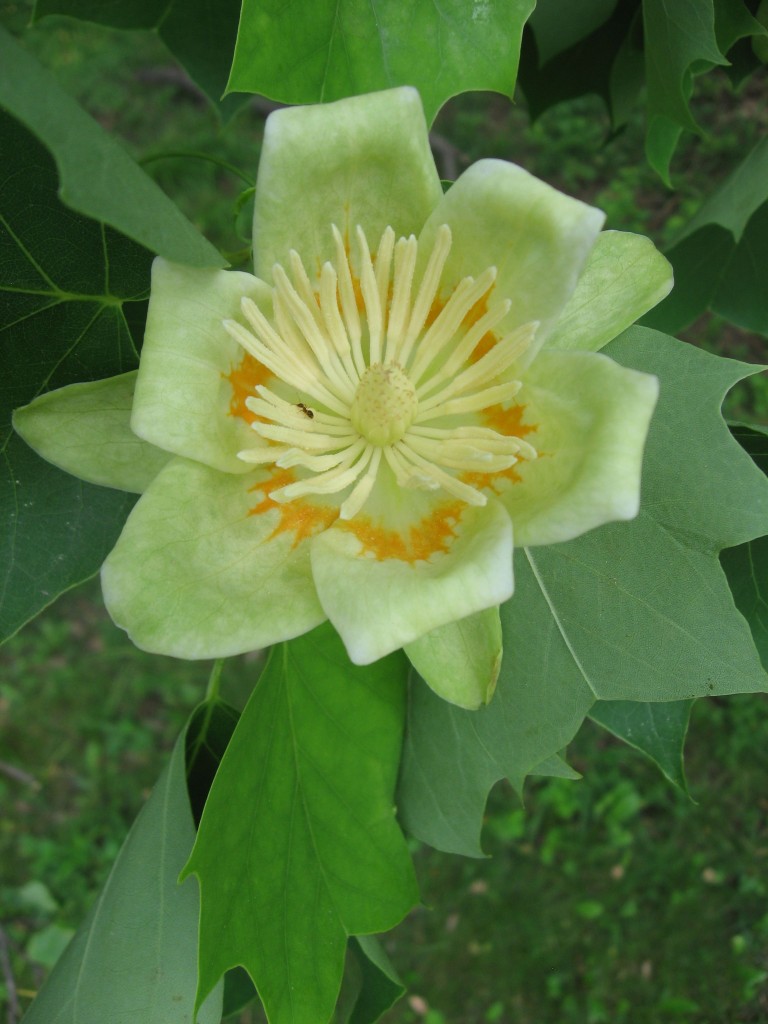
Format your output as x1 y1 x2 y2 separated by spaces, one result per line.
339 500 464 563
465 403 538 494
482 402 536 438
248 468 338 548
225 353 272 425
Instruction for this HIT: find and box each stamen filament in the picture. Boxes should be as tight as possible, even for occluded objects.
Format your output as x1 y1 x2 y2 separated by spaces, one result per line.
340 447 382 520
414 298 512 399
227 223 538 521
407 267 497 383
385 236 417 363
356 226 383 364
332 225 365 378
397 224 452 369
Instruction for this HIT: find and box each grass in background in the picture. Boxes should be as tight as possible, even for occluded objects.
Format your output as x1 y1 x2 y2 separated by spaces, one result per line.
1 8 767 1022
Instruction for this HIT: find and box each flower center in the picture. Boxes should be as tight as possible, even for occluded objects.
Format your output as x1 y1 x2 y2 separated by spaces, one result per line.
350 363 417 446
222 223 538 520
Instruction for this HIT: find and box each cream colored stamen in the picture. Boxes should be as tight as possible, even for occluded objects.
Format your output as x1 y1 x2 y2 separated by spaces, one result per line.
225 223 537 520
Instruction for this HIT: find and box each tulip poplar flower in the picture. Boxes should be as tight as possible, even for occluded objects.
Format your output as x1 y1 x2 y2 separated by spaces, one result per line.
14 88 672 707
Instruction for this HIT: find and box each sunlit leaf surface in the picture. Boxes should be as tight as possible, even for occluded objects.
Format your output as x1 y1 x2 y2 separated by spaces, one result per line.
184 624 418 1024
227 0 535 123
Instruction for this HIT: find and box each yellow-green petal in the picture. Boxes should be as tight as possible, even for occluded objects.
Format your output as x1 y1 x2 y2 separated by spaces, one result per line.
13 373 171 493
504 349 659 547
131 259 272 474
102 459 325 658
404 606 503 710
417 160 605 363
310 500 514 665
545 231 673 353
252 87 443 282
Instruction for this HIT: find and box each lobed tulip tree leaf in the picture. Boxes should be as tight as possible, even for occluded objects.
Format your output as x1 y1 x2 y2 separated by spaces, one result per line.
643 139 768 335
399 328 768 856
22 730 222 1024
642 0 727 184
183 624 418 1024
0 110 151 644
227 0 536 124
589 699 693 791
220 936 405 1024
33 0 242 114
0 26 225 266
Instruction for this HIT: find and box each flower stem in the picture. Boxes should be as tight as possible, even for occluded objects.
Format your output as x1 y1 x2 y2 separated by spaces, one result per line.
206 659 225 701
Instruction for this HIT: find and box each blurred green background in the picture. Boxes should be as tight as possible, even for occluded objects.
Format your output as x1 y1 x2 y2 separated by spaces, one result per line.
1 5 767 1023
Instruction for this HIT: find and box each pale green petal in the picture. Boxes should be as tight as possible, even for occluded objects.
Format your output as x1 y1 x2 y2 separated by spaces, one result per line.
310 501 513 665
546 231 673 353
131 259 272 474
404 606 502 710
253 87 443 281
13 373 170 493
101 459 325 658
505 350 659 547
418 160 605 362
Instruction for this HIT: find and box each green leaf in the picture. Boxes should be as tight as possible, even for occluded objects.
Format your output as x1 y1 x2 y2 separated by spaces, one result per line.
22 730 222 1024
517 0 639 121
711 201 768 334
220 936 404 1024
589 699 693 790
399 329 768 855
642 139 768 335
227 0 536 124
222 967 261 1020
0 26 224 266
641 224 733 334
721 426 768 669
348 936 405 1024
1 110 147 643
720 419 768 667
729 421 768 475
673 137 768 244
714 0 768 56
399 584 594 857
642 0 727 183
183 624 418 1024
722 536 768 669
34 0 242 113
528 0 618 65
185 694 240 826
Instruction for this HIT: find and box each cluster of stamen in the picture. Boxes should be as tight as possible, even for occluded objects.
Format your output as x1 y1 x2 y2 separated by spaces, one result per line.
223 224 537 520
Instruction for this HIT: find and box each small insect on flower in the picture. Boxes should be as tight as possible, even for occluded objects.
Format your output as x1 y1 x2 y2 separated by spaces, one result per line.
297 403 314 419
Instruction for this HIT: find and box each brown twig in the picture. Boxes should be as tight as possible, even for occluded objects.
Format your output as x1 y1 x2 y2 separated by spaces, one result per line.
0 761 39 789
